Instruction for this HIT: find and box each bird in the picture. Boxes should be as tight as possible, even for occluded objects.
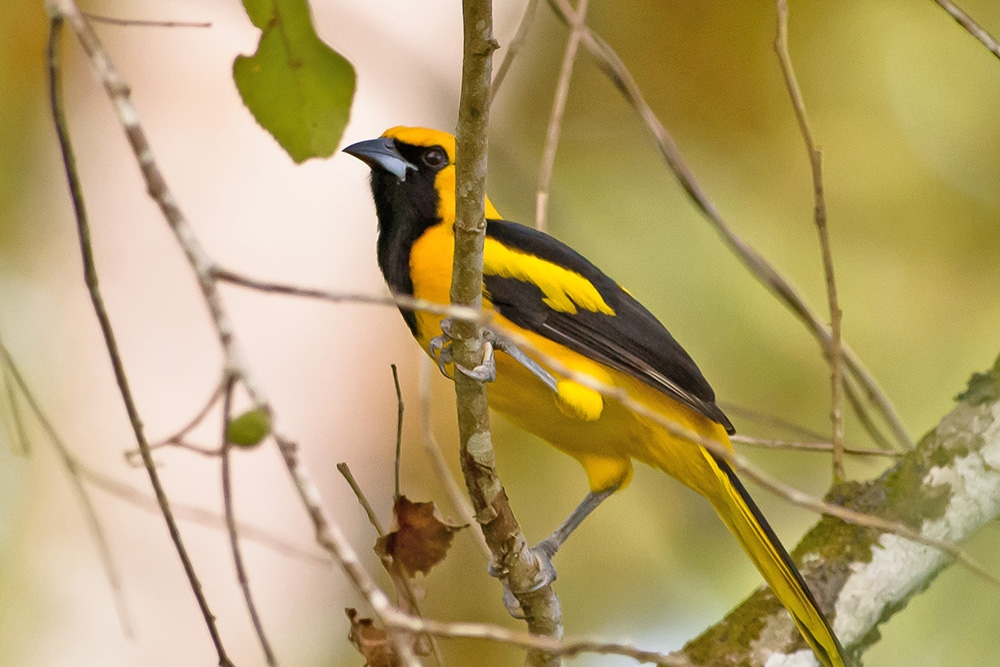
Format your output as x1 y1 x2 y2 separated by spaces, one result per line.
344 126 847 667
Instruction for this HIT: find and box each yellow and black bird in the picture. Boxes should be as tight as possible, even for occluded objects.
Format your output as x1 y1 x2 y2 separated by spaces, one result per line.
345 126 847 667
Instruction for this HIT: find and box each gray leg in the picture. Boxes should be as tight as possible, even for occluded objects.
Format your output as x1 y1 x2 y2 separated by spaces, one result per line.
498 483 621 617
535 485 618 559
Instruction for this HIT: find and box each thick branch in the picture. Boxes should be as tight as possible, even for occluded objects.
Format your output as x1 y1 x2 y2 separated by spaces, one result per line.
682 357 1000 666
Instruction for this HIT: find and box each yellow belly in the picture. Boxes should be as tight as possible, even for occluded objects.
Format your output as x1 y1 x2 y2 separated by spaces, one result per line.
408 222 731 494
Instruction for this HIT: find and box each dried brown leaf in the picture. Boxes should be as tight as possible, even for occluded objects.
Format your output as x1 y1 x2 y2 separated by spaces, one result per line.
375 496 467 576
346 608 399 667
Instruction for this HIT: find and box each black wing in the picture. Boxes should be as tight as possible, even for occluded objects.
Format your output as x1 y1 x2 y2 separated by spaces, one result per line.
484 219 734 433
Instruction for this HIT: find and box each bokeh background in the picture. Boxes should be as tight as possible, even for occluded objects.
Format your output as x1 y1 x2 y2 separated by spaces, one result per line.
2 1 999 665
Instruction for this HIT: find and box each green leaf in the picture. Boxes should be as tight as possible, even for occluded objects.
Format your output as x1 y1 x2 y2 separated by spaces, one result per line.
234 0 355 163
227 408 272 447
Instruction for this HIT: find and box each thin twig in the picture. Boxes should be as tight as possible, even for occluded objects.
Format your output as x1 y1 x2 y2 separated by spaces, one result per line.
125 439 221 467
535 0 589 231
3 338 326 566
932 0 1000 60
718 401 832 442
47 2 420 661
544 0 914 453
272 431 420 666
214 267 488 326
380 610 687 666
221 377 277 666
80 463 329 563
420 358 491 559
731 433 901 458
391 364 404 499
490 0 539 104
151 377 226 447
337 462 386 536
0 340 134 637
774 0 845 481
338 462 444 665
1 346 30 455
45 10 231 662
82 12 211 28
843 373 894 451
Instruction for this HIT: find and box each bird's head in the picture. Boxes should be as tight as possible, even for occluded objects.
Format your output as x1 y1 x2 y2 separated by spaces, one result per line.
344 126 499 229
344 126 458 227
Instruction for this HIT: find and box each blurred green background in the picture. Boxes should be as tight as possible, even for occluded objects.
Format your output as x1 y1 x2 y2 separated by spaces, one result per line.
1 1 999 666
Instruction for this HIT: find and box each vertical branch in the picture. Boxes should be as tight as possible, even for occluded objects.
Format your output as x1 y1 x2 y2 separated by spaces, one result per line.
391 364 404 499
774 0 845 480
536 0 589 231
45 12 233 665
490 0 539 104
221 378 277 666
419 359 492 559
454 1 564 664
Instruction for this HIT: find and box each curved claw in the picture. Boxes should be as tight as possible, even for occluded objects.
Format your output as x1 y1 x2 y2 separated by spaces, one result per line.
428 334 453 379
428 318 455 379
488 544 558 620
428 318 497 383
454 340 496 382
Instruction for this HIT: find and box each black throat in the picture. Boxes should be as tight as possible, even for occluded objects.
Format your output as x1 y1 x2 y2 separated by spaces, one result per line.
370 165 442 335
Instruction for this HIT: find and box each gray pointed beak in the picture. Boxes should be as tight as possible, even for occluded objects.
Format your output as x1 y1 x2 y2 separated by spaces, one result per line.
343 137 417 181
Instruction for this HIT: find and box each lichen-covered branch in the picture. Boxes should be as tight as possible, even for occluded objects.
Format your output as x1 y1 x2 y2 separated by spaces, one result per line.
682 355 1000 666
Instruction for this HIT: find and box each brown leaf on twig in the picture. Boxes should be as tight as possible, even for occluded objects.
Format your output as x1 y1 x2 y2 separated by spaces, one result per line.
346 608 399 667
375 496 467 576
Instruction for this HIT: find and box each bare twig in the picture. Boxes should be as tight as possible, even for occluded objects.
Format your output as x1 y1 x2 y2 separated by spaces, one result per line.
490 0 539 104
47 1 420 661
80 463 329 563
381 611 687 666
1 346 30 455
842 374 894 451
272 431 420 666
338 462 444 665
535 0 589 231
774 0 845 481
731 433 901 458
420 358 491 559
221 378 277 666
932 0 1000 59
82 12 211 28
214 267 487 326
152 377 226 447
391 364 404 499
2 340 326 566
337 462 387 536
0 340 134 637
45 10 230 661
544 0 913 453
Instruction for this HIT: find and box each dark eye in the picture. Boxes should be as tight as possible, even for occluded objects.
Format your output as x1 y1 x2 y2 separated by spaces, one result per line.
422 147 447 169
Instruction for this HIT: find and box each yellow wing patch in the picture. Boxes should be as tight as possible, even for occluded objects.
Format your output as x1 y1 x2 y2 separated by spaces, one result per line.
483 238 616 316
555 379 604 421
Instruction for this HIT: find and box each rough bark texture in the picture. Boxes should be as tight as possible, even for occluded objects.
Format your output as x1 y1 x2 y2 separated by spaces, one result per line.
682 355 1000 666
452 1 563 665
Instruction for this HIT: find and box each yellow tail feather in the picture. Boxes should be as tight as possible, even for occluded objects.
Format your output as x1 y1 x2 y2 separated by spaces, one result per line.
700 447 846 667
